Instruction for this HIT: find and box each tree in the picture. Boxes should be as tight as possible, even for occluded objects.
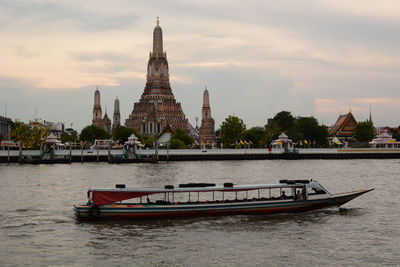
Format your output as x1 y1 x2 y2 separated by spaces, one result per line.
219 115 246 146
10 120 30 145
10 119 49 149
315 125 329 146
265 111 330 147
171 128 194 146
244 127 266 148
112 126 139 143
170 138 186 149
272 111 295 131
266 111 299 142
353 121 375 142
139 135 154 148
80 125 110 143
265 121 282 148
60 133 78 144
296 117 328 146
390 127 400 141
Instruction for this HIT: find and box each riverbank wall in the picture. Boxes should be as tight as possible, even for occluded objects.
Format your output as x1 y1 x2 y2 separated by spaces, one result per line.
1 148 400 163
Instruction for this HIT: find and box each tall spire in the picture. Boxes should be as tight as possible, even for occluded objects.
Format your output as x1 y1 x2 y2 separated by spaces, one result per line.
92 86 103 126
199 87 216 144
153 17 163 56
94 86 100 106
112 96 121 132
203 86 210 108
369 104 373 123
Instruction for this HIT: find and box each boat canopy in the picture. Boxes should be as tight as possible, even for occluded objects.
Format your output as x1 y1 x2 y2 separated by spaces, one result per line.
88 183 310 206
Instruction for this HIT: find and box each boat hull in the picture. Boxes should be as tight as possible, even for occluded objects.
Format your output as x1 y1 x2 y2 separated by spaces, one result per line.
74 189 373 220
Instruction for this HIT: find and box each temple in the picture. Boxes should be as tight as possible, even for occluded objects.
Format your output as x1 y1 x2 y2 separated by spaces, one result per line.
92 87 112 134
125 18 190 135
328 111 358 141
199 87 216 144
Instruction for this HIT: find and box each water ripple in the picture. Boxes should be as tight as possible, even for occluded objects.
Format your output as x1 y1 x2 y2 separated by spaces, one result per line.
1 160 399 266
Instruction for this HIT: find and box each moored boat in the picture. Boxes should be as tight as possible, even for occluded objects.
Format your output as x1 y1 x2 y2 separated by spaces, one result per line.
74 180 374 220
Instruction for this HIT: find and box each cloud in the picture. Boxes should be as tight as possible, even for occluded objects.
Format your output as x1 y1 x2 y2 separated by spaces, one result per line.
1 0 400 131
0 0 139 31
172 64 294 129
319 0 400 21
315 98 400 126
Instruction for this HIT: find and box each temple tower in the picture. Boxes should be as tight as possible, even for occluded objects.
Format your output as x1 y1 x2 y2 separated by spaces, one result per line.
199 87 216 144
92 86 103 128
103 111 111 134
369 104 373 124
112 97 121 132
125 18 190 135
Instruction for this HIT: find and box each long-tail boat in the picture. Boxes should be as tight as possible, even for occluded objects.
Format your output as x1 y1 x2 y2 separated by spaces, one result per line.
74 180 373 220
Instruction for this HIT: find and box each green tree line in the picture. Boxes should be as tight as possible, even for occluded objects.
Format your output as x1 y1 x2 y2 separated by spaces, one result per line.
218 111 329 148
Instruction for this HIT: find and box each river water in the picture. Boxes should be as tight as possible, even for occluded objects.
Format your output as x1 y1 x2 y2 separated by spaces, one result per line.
0 160 399 266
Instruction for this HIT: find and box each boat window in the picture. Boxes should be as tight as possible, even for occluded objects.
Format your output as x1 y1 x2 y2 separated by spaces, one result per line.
195 191 214 203
128 187 303 206
312 188 326 194
172 192 186 203
309 184 327 195
221 191 236 201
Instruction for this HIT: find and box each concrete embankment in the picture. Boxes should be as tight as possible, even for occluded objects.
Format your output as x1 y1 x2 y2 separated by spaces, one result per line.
157 152 400 161
1 148 400 163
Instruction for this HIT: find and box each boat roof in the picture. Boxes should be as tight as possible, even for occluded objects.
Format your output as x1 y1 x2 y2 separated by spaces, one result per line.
87 182 320 206
89 183 311 193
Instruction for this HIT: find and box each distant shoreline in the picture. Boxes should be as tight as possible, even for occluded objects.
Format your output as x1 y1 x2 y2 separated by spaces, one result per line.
1 148 400 163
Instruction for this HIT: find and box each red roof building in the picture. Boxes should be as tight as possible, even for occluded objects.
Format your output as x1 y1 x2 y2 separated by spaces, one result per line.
328 112 358 140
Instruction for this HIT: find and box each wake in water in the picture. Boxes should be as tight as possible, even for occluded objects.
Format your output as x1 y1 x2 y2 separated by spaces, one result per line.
1 213 70 229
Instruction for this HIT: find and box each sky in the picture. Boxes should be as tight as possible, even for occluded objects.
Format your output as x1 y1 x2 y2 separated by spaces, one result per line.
1 0 399 132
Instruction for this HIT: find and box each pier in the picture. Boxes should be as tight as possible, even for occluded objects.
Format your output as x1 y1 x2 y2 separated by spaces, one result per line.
1 148 400 163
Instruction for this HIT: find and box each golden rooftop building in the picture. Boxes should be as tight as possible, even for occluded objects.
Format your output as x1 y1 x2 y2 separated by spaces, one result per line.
125 18 190 135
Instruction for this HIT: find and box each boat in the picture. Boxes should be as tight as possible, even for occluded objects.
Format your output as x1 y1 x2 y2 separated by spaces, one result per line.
73 180 374 220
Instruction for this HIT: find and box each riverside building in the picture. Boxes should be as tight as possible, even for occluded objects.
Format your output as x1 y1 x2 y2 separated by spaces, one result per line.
0 116 12 141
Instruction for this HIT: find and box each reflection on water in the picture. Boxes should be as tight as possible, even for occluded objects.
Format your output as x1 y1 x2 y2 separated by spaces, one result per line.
0 160 399 266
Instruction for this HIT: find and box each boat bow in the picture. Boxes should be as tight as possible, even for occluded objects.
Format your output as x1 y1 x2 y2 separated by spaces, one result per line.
331 188 374 207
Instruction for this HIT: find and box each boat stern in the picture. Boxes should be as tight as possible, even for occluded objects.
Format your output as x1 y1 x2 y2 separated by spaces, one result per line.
73 204 91 219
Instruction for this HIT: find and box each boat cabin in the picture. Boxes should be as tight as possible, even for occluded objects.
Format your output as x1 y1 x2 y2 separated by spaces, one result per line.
86 180 331 207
